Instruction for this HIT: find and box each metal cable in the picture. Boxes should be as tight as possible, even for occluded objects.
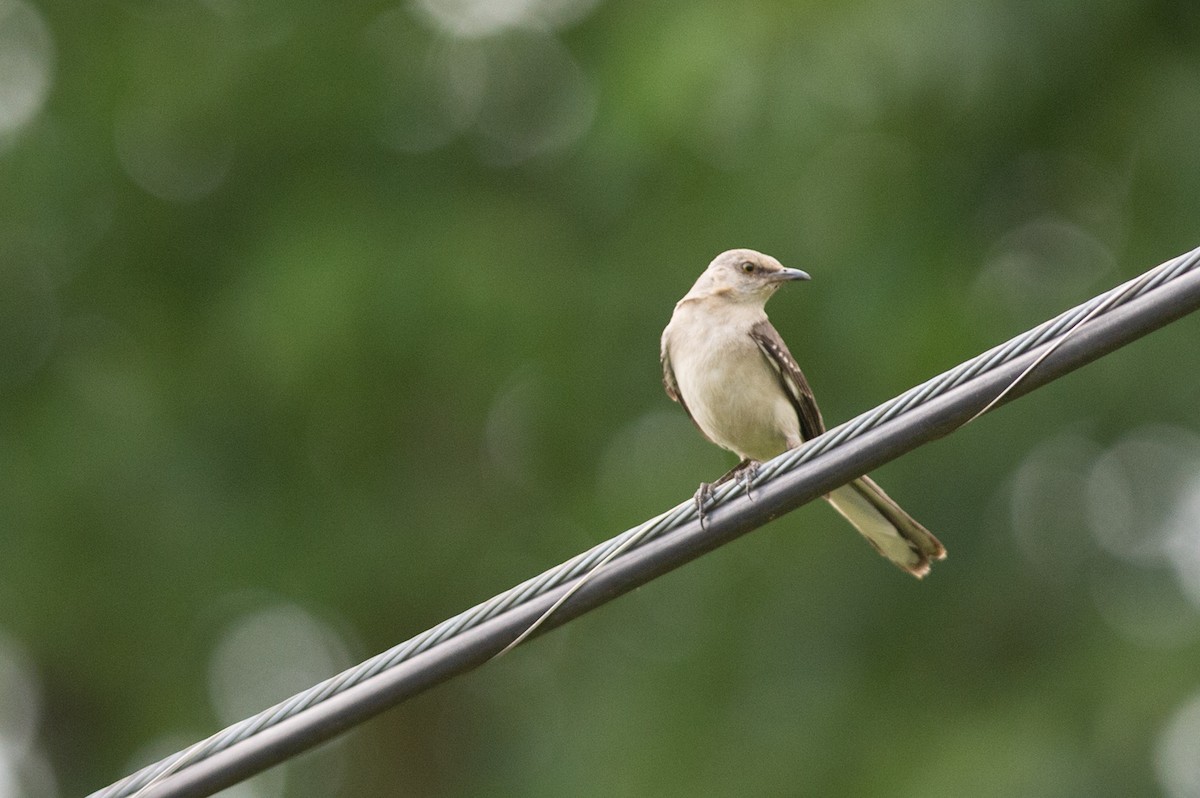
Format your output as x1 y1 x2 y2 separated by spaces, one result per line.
93 245 1200 798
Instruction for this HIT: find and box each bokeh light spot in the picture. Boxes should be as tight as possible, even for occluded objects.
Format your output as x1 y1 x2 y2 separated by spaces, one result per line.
365 8 486 153
977 217 1116 316
473 29 596 164
1087 426 1200 567
0 0 53 143
208 602 351 726
0 630 55 798
1008 434 1102 580
1081 427 1200 647
411 0 604 39
1157 689 1200 798
1089 561 1199 650
1161 472 1200 610
114 103 234 203
595 409 726 516
366 12 594 162
0 631 40 765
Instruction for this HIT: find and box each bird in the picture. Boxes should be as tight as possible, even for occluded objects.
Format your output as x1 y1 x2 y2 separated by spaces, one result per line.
660 248 946 577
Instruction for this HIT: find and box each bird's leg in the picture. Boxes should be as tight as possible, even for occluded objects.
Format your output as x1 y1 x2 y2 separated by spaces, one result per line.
694 459 758 527
693 481 717 527
734 460 761 499
713 458 753 488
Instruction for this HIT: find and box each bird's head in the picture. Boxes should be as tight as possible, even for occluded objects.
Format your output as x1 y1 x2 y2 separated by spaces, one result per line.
685 248 811 304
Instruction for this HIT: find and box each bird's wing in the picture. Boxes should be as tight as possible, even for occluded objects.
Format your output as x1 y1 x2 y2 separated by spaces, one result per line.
661 345 682 405
661 339 714 442
749 320 826 440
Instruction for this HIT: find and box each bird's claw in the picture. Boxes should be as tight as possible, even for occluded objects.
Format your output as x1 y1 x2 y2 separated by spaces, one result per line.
735 461 760 499
694 482 716 529
693 460 761 529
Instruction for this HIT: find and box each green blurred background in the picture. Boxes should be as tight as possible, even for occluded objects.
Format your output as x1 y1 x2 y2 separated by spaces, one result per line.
3 0 1200 795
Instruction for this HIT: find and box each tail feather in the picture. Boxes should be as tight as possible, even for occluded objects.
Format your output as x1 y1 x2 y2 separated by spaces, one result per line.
825 476 946 578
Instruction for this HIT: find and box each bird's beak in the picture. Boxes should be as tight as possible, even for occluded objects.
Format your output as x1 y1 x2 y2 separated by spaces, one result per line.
770 267 811 282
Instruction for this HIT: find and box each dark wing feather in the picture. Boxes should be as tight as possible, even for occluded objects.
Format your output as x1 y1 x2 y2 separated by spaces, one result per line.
749 320 825 441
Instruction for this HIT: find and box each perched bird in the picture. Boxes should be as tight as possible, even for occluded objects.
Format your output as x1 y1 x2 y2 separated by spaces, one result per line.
660 248 946 577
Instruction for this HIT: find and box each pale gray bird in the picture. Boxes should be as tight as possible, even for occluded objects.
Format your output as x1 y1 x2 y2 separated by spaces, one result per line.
661 248 946 577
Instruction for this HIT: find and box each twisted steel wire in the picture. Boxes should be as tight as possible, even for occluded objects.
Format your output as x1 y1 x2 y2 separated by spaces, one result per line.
94 244 1200 798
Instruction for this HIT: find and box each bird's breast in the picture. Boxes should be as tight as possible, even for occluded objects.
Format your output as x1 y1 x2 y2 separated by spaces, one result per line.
666 315 800 462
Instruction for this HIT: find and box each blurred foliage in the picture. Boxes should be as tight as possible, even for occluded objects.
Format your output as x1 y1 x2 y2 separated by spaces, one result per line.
3 0 1200 795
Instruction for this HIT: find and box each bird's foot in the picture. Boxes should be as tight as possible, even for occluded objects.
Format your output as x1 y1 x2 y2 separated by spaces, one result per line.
694 481 717 529
733 460 761 499
694 459 761 528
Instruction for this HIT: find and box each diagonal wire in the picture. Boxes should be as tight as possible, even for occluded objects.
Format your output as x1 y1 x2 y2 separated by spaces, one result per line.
92 245 1200 798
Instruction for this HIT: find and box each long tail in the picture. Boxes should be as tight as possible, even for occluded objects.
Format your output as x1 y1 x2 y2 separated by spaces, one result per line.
825 476 946 578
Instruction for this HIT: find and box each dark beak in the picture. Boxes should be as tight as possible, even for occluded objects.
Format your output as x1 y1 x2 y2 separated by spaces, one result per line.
771 267 811 282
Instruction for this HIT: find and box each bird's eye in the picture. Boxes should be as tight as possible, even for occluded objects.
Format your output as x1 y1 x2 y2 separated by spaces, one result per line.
740 261 756 274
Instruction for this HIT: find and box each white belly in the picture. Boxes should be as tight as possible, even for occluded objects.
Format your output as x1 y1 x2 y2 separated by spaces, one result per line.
667 320 801 462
